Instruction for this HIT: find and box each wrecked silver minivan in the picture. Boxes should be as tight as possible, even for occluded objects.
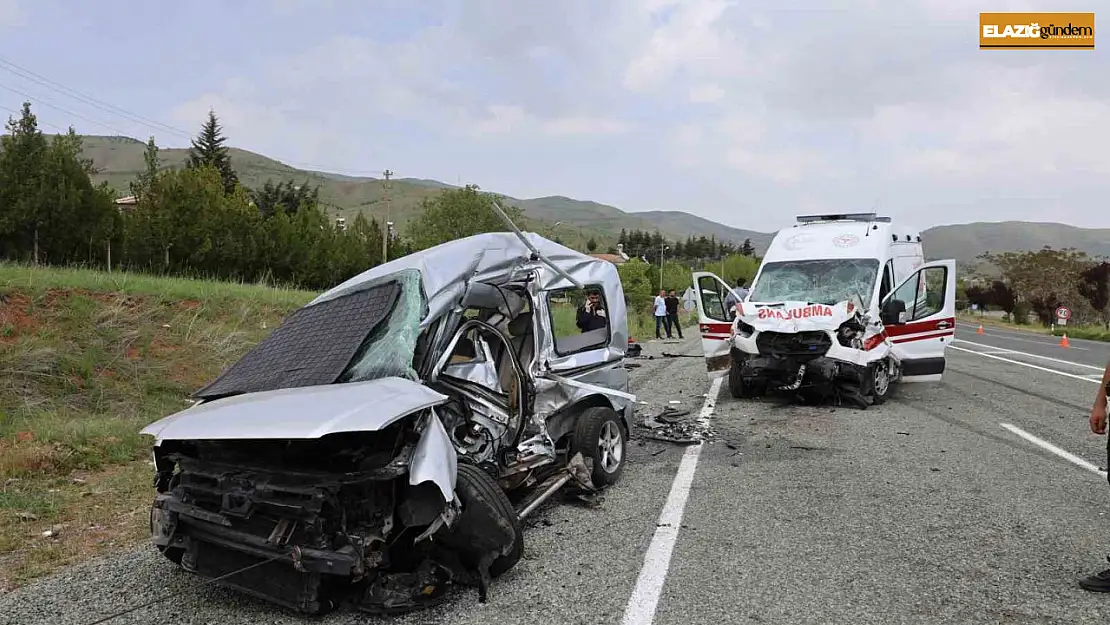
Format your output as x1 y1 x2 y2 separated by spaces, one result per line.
140 229 636 615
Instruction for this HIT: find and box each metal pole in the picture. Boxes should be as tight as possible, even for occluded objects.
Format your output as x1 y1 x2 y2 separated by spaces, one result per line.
382 169 393 263
659 243 666 290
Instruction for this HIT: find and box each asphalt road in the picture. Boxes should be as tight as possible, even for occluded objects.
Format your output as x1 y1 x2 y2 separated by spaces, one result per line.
6 325 1110 624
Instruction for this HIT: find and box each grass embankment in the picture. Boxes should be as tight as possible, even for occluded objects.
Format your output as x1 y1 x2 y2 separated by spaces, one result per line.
958 311 1110 342
0 264 314 589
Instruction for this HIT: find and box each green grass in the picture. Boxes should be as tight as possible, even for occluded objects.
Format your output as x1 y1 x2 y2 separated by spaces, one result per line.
0 262 313 587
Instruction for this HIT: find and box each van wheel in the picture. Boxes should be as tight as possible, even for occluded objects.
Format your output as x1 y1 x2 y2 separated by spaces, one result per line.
867 360 894 405
571 406 627 487
445 462 523 578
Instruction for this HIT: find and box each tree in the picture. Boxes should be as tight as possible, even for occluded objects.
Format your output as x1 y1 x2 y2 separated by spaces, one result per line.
1081 261 1110 324
250 179 320 218
586 237 598 252
406 185 525 250
187 110 239 195
980 247 1091 325
740 238 755 256
0 102 49 262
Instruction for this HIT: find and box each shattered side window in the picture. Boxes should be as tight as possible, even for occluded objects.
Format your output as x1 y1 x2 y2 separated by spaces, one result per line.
748 259 880 308
548 286 610 356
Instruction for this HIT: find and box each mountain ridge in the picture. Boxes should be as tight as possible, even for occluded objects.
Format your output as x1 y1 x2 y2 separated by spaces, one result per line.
65 135 1108 267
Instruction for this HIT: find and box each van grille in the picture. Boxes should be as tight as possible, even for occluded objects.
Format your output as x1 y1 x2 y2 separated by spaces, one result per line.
756 331 831 358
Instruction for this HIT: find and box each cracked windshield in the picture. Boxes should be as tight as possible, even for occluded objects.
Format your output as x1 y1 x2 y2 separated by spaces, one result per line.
748 258 880 308
1 4 1107 625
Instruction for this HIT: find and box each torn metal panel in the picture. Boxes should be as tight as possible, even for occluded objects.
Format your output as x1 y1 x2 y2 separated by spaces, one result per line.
409 408 459 504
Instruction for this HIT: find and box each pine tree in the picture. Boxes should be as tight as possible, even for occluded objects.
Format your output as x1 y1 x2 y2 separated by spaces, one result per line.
741 238 755 256
586 237 598 252
187 110 239 195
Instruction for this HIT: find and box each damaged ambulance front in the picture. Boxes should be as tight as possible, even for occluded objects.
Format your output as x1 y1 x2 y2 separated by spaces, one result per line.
141 271 522 615
727 298 896 406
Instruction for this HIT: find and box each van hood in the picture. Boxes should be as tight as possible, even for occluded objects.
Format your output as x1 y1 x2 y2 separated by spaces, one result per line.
737 300 859 333
140 377 449 444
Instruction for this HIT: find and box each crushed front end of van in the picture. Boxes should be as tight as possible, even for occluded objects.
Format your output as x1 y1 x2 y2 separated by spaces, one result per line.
725 299 899 407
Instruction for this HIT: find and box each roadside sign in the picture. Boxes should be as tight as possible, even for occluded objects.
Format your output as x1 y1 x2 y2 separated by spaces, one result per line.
1055 306 1071 326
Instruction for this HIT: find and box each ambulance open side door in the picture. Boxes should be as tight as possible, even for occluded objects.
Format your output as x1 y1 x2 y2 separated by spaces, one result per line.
878 259 956 382
691 271 736 379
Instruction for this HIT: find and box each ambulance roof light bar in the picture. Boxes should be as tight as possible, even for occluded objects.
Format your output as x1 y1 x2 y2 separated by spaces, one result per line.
795 213 891 224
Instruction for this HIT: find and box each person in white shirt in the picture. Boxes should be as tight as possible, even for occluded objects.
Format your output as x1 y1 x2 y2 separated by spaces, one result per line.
653 289 671 339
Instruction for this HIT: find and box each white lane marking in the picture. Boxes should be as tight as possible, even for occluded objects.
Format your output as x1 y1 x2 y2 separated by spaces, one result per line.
953 339 1104 370
956 322 1092 350
1000 423 1107 478
949 345 1099 384
621 375 723 625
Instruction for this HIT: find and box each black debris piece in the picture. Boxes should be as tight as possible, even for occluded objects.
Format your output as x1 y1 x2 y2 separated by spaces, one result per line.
194 281 400 400
636 406 713 445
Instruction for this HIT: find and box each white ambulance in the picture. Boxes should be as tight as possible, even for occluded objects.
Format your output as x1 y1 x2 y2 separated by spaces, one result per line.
691 213 956 406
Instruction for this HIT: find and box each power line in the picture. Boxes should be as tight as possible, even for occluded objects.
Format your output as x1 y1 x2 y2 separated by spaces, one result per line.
0 81 132 136
0 57 394 178
0 56 192 140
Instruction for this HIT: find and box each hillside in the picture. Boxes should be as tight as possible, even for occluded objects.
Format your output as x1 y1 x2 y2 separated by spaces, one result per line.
70 136 1109 265
73 135 768 250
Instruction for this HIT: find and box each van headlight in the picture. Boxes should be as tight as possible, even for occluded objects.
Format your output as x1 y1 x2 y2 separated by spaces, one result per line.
735 320 755 338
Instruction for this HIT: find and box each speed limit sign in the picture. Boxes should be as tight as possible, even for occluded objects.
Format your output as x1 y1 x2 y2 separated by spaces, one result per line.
1055 306 1072 325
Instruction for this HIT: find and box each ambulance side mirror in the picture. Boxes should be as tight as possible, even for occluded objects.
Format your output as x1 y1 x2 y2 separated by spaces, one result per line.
881 298 906 326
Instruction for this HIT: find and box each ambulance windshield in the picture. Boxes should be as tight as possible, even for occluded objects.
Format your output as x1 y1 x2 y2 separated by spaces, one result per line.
748 258 880 308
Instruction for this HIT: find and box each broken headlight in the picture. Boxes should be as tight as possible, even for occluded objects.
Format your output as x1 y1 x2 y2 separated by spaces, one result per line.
734 320 755 338
836 318 865 349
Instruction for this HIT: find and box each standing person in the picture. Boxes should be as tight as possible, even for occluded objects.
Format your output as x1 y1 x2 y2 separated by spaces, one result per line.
723 277 749 320
665 289 684 339
576 288 608 332
1081 363 1110 592
653 289 670 339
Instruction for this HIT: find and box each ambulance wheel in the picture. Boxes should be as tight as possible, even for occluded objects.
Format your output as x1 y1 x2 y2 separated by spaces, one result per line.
867 360 894 405
728 359 754 398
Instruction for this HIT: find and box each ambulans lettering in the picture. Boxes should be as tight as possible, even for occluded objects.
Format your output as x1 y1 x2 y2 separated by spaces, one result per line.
755 305 834 320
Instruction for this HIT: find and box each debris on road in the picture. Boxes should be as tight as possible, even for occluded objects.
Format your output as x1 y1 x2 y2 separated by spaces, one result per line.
636 406 715 445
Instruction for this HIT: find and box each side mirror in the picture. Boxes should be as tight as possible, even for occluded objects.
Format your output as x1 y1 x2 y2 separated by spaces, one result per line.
881 298 906 326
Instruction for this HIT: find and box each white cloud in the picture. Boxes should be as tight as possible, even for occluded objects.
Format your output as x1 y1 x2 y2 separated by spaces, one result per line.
162 0 1110 231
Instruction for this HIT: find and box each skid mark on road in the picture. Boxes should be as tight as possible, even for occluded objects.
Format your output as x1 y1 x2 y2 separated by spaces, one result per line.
1000 423 1107 479
620 375 723 625
946 365 1092 413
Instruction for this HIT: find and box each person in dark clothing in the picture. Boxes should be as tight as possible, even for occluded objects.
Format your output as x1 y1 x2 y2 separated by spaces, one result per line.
664 289 683 339
576 289 608 332
1081 364 1110 592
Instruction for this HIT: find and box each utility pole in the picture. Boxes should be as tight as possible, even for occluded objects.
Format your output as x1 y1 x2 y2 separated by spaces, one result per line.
382 169 393 263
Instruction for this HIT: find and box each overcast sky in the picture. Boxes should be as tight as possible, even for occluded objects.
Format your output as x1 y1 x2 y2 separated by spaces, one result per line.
0 0 1104 233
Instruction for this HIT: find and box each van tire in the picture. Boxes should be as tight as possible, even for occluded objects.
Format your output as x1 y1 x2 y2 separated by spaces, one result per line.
449 462 524 578
571 406 627 487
